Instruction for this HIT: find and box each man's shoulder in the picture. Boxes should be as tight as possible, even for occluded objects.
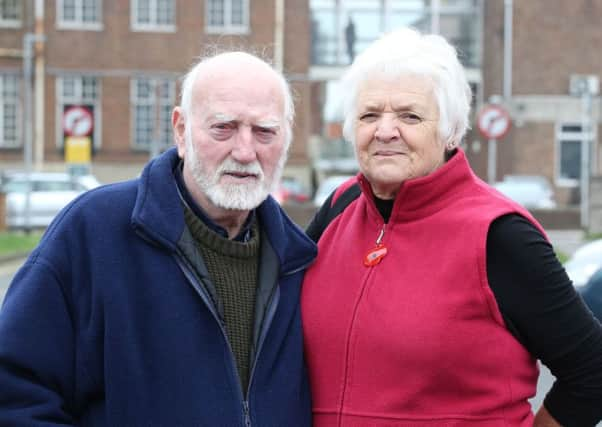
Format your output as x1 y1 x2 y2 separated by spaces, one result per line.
45 178 140 234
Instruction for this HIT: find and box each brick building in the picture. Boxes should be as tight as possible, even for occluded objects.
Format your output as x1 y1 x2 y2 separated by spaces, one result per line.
2 1 601 210
474 0 602 207
0 0 312 184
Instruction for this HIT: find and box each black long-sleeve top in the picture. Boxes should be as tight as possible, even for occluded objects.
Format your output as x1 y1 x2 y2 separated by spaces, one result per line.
374 197 602 426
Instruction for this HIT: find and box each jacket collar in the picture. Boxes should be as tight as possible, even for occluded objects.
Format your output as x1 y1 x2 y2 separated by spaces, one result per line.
131 148 317 274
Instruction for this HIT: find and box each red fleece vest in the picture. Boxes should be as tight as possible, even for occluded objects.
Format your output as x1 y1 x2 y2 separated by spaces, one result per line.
302 150 541 427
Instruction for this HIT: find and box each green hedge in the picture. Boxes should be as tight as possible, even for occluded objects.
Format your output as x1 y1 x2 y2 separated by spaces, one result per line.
0 231 43 257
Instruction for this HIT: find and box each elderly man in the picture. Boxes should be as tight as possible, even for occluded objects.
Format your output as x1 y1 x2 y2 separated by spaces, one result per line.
0 52 316 426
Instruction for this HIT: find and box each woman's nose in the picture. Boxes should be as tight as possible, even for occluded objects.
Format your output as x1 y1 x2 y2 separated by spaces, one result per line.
374 115 400 143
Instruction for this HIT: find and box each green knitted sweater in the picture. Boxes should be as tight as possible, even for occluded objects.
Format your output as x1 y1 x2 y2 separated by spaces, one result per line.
183 205 260 393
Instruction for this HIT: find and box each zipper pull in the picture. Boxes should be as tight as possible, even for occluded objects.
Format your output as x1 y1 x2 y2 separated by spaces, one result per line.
364 224 388 266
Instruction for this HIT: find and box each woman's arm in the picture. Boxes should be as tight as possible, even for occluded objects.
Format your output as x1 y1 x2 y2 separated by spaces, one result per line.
534 406 563 427
487 214 602 426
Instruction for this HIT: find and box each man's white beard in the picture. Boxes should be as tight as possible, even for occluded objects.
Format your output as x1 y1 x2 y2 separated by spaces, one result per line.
185 133 286 210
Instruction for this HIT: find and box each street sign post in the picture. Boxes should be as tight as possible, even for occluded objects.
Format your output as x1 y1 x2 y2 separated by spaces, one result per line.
477 104 511 184
62 105 93 175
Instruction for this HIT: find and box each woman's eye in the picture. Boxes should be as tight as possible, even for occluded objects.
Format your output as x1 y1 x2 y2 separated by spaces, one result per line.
400 113 421 123
359 113 377 122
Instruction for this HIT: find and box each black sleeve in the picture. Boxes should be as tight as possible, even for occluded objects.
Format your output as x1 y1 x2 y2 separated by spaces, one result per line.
306 183 361 243
487 214 602 426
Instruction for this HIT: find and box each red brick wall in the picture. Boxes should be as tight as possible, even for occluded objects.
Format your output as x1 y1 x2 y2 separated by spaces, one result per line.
1 0 311 168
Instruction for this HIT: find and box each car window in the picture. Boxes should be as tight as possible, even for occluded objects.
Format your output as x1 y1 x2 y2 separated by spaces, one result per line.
2 180 30 193
34 180 76 192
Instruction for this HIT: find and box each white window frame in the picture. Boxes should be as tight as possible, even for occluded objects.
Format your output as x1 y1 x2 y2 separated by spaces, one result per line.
55 75 102 149
205 0 249 34
0 73 21 148
0 0 22 28
131 0 176 32
57 0 103 30
130 77 175 152
554 122 596 187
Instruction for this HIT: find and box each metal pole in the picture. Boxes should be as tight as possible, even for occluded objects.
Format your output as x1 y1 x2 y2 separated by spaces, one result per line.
273 0 284 72
34 0 45 171
431 0 440 34
488 138 497 184
503 0 513 100
335 0 341 64
150 79 161 159
23 34 34 231
580 90 591 229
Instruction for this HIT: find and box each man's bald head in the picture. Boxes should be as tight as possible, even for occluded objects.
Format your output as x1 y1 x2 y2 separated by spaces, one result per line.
179 51 294 150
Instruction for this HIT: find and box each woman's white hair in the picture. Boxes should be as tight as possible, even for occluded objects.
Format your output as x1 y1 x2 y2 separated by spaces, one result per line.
179 51 295 151
340 27 472 148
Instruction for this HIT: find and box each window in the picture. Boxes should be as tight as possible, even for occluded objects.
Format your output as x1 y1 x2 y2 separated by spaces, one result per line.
57 0 102 29
131 78 175 151
131 0 175 31
56 76 100 148
0 74 20 148
206 0 249 34
310 0 482 67
0 0 21 27
555 123 596 186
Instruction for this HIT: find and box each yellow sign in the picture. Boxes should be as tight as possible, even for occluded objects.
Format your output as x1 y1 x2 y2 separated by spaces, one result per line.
65 136 91 164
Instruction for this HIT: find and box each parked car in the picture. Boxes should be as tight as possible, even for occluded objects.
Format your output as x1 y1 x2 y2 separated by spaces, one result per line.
492 175 556 209
564 238 602 288
313 175 355 208
1 171 101 229
272 177 310 205
580 268 602 322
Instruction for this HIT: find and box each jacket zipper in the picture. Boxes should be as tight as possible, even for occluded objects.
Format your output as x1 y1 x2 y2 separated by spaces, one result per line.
174 254 251 426
243 400 251 427
244 256 314 400
175 252 315 426
339 223 386 426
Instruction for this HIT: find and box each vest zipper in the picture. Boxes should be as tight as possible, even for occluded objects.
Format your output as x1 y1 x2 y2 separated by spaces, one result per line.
376 224 386 245
339 222 386 425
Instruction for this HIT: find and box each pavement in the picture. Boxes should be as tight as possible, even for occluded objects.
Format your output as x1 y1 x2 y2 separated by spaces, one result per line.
546 229 586 256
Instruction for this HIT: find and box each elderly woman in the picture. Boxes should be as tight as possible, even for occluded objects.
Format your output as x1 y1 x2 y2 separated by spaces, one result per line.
301 28 602 427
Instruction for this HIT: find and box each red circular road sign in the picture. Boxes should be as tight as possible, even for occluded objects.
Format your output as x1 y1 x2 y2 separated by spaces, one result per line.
477 104 511 140
63 105 93 137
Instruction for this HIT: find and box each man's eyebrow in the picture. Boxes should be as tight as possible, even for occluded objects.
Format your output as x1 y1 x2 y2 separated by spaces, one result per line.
255 120 281 129
212 113 236 122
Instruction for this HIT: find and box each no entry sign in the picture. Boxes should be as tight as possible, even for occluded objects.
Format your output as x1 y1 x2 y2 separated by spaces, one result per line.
63 105 94 137
477 104 511 140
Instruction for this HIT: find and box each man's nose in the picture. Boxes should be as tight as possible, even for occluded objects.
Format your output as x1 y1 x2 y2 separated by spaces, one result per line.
231 126 257 163
374 115 400 143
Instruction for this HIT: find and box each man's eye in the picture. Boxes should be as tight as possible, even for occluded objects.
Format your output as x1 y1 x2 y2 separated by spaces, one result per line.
213 123 234 130
257 127 276 135
255 127 277 143
209 123 235 139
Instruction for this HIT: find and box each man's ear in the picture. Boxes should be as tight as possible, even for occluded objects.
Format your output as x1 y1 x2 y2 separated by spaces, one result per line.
172 107 186 158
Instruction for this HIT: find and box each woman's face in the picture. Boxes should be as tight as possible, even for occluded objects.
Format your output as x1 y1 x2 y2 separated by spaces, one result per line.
353 74 445 199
